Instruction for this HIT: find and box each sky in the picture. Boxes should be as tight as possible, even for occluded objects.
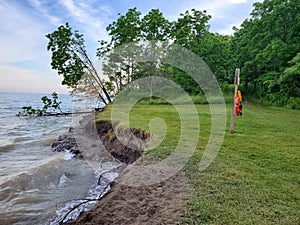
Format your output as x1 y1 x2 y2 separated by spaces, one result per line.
0 0 261 94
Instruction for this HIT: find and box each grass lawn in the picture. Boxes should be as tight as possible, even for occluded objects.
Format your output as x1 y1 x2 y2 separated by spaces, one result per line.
96 102 300 224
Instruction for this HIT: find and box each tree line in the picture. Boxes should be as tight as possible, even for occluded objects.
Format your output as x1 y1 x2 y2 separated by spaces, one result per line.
234 0 300 108
46 0 300 108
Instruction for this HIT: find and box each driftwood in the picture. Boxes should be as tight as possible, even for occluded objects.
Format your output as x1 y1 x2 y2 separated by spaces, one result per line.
41 111 95 116
44 107 103 116
17 110 103 117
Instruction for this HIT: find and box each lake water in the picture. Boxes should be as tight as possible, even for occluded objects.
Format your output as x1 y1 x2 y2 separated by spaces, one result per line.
0 92 118 224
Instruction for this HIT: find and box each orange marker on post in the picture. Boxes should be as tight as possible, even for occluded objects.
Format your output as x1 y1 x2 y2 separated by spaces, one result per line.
230 68 241 134
235 90 243 116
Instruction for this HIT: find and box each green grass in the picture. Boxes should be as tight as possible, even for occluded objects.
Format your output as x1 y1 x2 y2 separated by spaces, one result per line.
96 102 300 224
185 104 300 225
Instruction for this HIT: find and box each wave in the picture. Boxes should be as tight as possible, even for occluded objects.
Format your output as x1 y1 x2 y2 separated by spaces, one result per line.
0 156 64 186
0 138 54 154
0 144 15 152
24 137 57 147
13 136 32 143
0 155 100 224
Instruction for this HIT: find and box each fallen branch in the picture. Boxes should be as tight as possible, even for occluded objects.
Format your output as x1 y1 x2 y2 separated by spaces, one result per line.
58 168 115 224
16 92 104 117
41 111 95 116
17 110 101 117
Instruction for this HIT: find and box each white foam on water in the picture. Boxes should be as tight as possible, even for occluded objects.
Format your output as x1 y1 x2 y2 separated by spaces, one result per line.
58 174 69 187
51 170 119 224
63 150 76 160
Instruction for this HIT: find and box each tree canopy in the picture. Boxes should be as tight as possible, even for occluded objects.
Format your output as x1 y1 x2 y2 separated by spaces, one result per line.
234 0 300 107
47 0 300 108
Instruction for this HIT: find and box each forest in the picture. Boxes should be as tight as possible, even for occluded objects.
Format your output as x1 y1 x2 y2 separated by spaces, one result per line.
46 0 300 109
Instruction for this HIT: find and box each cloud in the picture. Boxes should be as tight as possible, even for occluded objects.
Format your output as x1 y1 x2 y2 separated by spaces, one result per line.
60 0 87 22
227 0 247 3
59 0 112 44
177 0 257 35
0 0 109 93
0 1 51 64
28 0 62 25
186 0 248 19
214 22 240 35
0 64 69 93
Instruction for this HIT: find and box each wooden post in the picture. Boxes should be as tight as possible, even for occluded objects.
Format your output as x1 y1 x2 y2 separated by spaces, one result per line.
230 68 240 134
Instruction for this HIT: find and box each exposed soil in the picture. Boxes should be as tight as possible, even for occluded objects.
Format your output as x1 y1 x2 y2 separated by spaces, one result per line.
92 120 151 164
52 118 151 164
68 169 192 225
53 115 193 225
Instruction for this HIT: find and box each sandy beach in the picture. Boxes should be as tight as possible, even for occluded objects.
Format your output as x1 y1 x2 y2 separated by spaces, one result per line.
68 166 192 225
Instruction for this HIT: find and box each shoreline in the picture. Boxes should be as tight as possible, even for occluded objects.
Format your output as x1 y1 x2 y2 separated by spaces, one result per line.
52 114 192 224
68 169 192 225
51 114 152 224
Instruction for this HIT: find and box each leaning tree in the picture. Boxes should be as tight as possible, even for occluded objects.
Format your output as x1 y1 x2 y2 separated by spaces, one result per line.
46 23 112 104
